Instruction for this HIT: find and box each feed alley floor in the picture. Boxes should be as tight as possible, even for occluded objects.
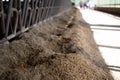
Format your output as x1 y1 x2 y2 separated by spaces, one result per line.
80 7 120 80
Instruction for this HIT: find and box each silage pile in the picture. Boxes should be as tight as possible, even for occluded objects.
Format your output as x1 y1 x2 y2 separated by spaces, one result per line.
0 7 113 80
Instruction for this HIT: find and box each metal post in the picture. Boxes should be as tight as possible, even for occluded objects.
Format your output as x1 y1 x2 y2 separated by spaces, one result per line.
0 0 5 38
5 0 13 37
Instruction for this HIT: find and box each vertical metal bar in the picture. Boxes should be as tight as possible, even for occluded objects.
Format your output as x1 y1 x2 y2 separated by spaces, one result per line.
5 0 13 37
35 0 41 23
48 0 53 17
52 0 55 16
43 0 48 19
41 0 47 20
46 0 51 18
24 0 29 28
32 0 38 24
50 0 55 17
38 0 43 21
54 0 57 15
13 0 19 34
56 0 61 14
45 0 52 19
13 12 19 34
22 0 29 28
22 0 27 27
40 0 45 21
43 0 49 20
18 0 22 31
27 0 34 26
0 0 5 36
59 0 62 13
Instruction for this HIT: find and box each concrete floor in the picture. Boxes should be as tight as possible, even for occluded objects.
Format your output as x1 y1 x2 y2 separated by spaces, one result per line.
80 8 120 80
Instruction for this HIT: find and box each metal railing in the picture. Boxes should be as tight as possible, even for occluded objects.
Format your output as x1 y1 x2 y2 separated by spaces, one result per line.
0 0 72 43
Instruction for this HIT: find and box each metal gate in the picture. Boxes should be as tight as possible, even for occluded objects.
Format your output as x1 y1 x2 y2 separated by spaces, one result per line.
0 0 72 43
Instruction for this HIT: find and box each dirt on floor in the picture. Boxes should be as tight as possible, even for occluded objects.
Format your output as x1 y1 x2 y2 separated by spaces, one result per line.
0 7 114 80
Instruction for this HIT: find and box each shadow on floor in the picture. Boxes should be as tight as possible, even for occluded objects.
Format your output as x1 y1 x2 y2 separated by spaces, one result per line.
90 24 120 28
106 65 120 72
98 45 120 49
91 28 120 31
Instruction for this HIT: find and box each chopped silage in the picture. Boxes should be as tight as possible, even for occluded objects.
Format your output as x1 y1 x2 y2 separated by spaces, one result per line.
0 7 113 80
